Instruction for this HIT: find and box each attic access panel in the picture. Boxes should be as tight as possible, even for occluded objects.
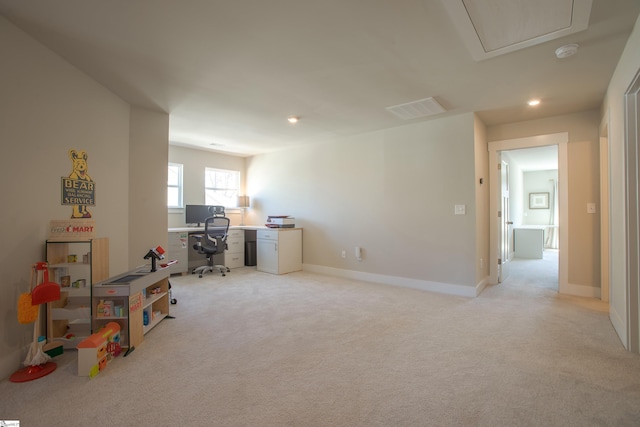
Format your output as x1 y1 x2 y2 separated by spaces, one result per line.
440 0 592 61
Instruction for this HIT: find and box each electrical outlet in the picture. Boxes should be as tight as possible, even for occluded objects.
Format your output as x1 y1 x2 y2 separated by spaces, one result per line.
341 250 346 259
454 204 466 215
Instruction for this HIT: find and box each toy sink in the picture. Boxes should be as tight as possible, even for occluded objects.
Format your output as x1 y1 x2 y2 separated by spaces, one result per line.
94 266 169 295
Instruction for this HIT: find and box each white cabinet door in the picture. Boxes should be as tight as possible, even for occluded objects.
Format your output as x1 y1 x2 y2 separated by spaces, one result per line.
256 229 302 274
257 239 278 274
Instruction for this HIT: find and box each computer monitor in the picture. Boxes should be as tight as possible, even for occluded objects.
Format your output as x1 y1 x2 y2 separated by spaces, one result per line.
185 205 212 226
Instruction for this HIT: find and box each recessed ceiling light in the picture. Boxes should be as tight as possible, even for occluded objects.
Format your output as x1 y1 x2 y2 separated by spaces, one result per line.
287 116 299 124
528 99 541 107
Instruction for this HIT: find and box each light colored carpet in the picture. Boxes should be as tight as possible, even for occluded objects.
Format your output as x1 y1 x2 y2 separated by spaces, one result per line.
510 249 559 291
1 265 639 426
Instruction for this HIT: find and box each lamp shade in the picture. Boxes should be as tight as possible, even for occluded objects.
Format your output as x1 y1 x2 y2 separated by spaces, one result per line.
237 195 250 208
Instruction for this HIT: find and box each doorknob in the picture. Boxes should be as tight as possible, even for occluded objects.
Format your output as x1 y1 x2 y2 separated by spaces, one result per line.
506 221 514 225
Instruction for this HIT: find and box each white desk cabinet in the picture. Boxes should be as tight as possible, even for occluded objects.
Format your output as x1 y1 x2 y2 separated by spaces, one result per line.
257 228 302 274
225 229 245 268
167 231 189 274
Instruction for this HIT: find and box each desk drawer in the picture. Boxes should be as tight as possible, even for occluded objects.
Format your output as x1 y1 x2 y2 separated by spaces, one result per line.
226 235 244 254
257 229 279 241
225 252 245 269
227 229 244 239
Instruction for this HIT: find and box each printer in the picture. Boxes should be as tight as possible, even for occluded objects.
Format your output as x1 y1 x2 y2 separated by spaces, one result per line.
265 216 295 228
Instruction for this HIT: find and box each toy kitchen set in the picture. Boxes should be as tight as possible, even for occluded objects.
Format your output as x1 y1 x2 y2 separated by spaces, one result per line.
90 247 173 357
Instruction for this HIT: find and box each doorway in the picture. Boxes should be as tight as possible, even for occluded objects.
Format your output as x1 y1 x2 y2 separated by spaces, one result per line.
502 146 559 291
488 133 569 293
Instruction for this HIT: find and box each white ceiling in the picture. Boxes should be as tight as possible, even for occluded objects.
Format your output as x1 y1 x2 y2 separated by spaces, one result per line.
1 0 638 157
443 0 593 60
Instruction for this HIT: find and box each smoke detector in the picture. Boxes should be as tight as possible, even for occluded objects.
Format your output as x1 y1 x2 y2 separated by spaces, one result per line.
555 43 579 59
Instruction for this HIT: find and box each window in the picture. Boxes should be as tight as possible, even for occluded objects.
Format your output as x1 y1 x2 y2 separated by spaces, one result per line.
167 163 183 208
205 167 240 207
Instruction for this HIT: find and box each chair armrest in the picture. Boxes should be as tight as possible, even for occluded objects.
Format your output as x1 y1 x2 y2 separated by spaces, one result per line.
191 234 204 249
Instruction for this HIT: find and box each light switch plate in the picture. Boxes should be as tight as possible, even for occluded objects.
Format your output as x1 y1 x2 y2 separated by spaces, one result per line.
587 203 596 214
455 204 466 215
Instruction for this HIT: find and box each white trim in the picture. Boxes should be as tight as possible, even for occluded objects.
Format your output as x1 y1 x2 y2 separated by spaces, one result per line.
624 69 640 353
476 275 491 295
600 130 611 303
558 140 569 294
488 132 567 152
167 162 184 209
303 264 478 298
610 304 628 348
565 283 602 299
488 133 568 294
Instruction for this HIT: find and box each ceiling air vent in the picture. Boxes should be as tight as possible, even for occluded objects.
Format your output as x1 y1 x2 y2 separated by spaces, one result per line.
386 97 446 120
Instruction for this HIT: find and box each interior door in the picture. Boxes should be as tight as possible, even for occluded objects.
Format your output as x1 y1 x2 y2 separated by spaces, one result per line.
498 158 511 283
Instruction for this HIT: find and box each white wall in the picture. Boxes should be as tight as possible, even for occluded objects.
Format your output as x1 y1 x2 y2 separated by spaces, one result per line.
168 145 246 228
487 110 601 289
246 113 480 294
601 13 640 348
129 108 170 268
0 17 169 380
522 170 558 226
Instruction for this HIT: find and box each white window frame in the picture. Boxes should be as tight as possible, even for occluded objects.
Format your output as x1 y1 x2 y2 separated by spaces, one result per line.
168 162 184 209
205 167 240 208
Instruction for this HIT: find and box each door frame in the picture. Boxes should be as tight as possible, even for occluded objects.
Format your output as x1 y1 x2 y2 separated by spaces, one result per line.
498 158 511 283
488 132 568 292
600 123 610 303
624 70 640 353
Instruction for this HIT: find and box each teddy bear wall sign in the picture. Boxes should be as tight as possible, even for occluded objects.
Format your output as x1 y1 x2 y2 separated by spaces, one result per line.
61 149 96 219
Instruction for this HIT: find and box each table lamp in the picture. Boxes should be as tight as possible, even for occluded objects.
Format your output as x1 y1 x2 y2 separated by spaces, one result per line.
237 195 250 225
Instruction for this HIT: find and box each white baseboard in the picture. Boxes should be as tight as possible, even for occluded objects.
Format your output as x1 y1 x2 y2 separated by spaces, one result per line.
564 282 602 299
475 276 490 296
610 304 628 349
302 264 477 298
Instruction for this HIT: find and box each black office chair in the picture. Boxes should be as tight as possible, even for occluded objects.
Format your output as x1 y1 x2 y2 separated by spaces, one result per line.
191 211 231 278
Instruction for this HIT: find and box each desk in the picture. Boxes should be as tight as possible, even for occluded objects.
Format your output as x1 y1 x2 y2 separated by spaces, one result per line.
167 226 302 275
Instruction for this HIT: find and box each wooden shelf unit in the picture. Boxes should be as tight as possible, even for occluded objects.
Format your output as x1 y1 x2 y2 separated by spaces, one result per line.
46 237 109 348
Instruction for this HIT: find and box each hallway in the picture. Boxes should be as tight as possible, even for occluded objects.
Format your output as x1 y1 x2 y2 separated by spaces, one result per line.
508 249 559 291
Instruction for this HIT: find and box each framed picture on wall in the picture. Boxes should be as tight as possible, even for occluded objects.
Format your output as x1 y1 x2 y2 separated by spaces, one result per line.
529 192 549 209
